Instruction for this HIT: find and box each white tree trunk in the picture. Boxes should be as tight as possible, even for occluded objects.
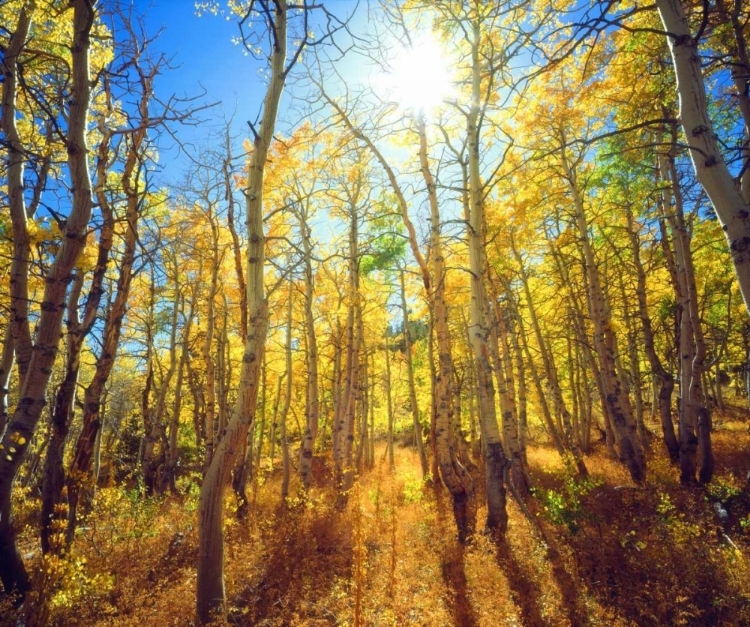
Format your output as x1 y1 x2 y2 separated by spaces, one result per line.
656 0 750 311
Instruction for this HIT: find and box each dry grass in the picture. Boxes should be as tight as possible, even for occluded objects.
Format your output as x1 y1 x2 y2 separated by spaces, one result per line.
2 410 750 626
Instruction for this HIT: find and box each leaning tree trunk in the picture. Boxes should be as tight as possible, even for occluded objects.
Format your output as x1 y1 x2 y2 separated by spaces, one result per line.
656 0 750 312
560 140 646 483
323 92 473 537
0 0 95 597
65 56 153 543
195 3 285 622
510 240 586 474
659 144 714 483
627 205 679 461
41 95 116 553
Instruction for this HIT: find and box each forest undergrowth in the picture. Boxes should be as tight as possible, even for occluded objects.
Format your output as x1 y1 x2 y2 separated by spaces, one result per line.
3 411 750 627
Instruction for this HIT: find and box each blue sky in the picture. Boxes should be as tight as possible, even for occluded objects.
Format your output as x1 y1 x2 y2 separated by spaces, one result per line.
134 1 264 182
134 1 363 184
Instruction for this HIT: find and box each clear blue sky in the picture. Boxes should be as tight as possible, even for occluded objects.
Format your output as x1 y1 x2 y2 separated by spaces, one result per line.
134 0 363 184
134 1 264 182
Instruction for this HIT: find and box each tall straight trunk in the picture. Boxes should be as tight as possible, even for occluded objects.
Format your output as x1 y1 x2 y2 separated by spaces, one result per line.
202 211 221 471
195 3 285 619
142 288 181 493
225 128 255 504
298 211 319 490
253 356 268 475
330 320 343 466
324 94 473 538
656 0 750 312
368 350 376 470
217 294 231 438
334 206 362 494
0 1 95 597
659 143 714 483
487 278 530 493
573 339 594 452
627 205 678 461
510 241 586 474
165 286 198 493
385 339 395 472
511 316 528 462
560 140 645 482
356 341 368 474
279 281 294 501
427 315 442 483
399 270 428 477
615 265 648 444
464 24 508 533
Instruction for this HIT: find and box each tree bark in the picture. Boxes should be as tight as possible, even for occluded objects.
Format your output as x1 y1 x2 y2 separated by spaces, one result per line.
628 204 679 461
195 2 285 621
0 0 95 597
656 0 750 312
399 270 428 477
560 140 645 482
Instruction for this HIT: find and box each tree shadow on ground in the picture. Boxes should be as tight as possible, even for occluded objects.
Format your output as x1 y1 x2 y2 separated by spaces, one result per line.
441 543 480 627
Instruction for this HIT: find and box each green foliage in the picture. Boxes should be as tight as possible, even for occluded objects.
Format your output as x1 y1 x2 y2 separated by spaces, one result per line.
402 474 427 505
535 473 601 534
705 475 742 505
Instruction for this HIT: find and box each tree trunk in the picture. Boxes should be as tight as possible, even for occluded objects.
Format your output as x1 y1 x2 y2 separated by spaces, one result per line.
323 92 473 536
195 3 285 620
510 240 586 474
560 140 645 482
656 0 750 312
399 270 428 477
628 205 679 461
298 208 319 490
0 0 95 597
658 145 714 483
142 288 181 493
385 339 395 472
334 204 362 495
280 279 294 501
201 210 221 471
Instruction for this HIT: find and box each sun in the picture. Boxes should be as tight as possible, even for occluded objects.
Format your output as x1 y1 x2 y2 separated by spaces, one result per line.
375 33 455 116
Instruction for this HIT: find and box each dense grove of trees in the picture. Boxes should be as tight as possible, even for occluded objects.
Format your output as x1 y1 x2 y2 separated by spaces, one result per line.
1 0 750 624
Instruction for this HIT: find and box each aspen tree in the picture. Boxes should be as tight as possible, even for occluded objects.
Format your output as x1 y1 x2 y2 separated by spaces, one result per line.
656 0 750 312
0 0 97 596
196 1 348 619
560 137 646 482
399 269 429 478
627 204 679 461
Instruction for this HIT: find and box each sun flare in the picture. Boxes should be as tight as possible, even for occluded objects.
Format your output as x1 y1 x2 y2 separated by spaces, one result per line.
376 34 455 116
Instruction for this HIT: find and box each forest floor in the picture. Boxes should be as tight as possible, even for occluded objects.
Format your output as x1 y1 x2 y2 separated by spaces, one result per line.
4 409 750 627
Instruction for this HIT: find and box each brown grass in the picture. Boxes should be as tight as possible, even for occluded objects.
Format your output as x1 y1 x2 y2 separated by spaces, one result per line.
2 411 750 626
